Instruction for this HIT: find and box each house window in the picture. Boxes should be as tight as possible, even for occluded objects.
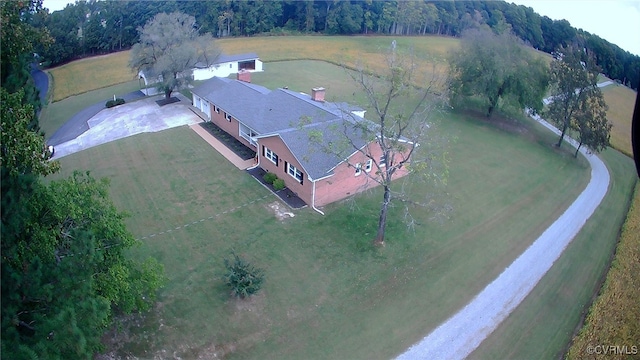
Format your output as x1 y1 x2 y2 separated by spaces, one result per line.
225 112 231 121
380 154 386 167
364 159 373 172
354 163 362 176
214 106 220 114
263 146 278 165
286 162 304 184
240 123 258 147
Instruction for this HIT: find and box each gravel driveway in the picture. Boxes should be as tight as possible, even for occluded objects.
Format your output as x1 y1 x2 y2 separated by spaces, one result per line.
396 114 610 360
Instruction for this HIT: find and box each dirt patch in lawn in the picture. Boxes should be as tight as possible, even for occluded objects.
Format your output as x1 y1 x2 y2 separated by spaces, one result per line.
267 201 295 221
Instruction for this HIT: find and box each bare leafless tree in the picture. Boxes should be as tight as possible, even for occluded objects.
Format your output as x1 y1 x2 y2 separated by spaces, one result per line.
310 45 451 246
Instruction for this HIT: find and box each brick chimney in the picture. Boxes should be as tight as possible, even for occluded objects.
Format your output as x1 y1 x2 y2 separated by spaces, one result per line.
237 69 251 83
311 87 325 102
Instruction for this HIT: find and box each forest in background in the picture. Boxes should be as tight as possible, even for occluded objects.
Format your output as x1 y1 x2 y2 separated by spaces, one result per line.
33 0 640 90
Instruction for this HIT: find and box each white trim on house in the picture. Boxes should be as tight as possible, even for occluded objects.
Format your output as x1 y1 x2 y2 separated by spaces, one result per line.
286 162 304 183
311 178 325 215
264 146 278 164
192 94 211 119
239 123 258 147
364 159 373 172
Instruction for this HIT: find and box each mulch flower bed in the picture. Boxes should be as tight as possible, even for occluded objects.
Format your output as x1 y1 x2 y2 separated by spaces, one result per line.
199 122 256 160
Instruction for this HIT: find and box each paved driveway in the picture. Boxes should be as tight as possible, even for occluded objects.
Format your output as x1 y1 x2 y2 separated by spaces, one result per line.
31 64 48 106
51 95 202 159
47 91 147 146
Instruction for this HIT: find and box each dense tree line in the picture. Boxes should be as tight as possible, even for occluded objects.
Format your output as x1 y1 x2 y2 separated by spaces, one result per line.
1 1 164 357
36 0 639 90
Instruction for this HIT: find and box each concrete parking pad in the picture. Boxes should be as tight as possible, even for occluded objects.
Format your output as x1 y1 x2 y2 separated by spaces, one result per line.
52 95 201 159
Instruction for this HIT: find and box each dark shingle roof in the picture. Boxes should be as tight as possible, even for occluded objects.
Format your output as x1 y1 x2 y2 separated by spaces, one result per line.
217 52 259 63
194 52 260 69
273 120 371 179
192 77 373 180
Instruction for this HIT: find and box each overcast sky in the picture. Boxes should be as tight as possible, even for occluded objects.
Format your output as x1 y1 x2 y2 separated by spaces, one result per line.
43 0 640 56
510 0 640 56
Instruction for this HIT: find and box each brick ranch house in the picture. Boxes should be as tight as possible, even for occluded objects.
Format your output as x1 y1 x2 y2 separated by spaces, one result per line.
191 73 412 209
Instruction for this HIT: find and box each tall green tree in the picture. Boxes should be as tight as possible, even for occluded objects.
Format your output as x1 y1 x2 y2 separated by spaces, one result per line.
545 46 610 150
572 94 611 157
448 26 549 118
129 11 221 99
1 0 52 129
1 87 165 360
2 2 164 356
1 171 165 359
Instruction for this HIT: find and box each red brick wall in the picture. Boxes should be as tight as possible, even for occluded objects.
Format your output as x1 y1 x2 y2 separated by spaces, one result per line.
314 143 410 207
206 101 412 208
258 136 314 205
207 102 254 149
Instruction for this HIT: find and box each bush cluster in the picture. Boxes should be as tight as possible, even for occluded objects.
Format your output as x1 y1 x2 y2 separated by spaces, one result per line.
273 178 285 191
263 172 277 184
223 253 264 299
263 172 286 191
105 98 125 108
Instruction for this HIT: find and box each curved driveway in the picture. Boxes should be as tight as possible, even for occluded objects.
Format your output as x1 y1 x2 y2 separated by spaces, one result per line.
31 64 49 105
397 114 610 360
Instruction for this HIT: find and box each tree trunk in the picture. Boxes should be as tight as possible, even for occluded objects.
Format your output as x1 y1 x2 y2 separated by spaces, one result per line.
374 185 391 246
575 142 582 157
486 84 505 118
557 122 568 147
486 103 495 118
165 88 172 99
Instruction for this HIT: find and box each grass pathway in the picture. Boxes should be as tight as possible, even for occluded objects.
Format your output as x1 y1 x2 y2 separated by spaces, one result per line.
397 115 611 360
137 195 270 241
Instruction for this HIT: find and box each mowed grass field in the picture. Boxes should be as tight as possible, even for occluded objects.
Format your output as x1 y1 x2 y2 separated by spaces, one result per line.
47 51 137 102
472 148 637 359
45 35 632 154
51 105 592 358
42 36 638 358
46 35 457 102
601 83 636 157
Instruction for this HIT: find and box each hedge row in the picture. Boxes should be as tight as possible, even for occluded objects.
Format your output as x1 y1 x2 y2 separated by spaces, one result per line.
566 182 640 359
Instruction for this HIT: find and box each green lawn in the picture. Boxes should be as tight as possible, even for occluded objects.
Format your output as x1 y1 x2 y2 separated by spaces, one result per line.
46 50 137 102
51 95 590 358
472 148 637 359
39 80 142 140
40 36 636 358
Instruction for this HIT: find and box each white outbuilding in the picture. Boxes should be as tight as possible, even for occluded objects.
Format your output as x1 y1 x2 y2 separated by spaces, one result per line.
138 52 263 86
